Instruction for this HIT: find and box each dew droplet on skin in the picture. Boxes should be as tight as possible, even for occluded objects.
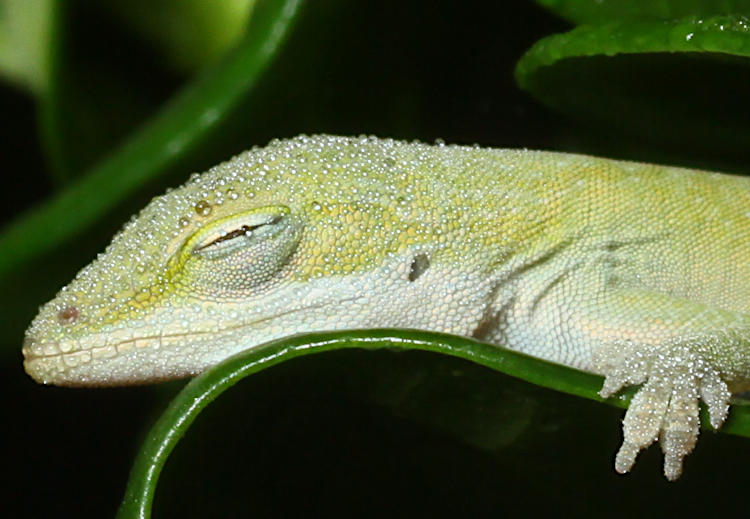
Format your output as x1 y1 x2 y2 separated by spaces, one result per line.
194 200 212 216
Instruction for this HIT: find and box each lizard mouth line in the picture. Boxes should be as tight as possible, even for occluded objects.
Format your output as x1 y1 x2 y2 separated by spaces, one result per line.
23 294 364 361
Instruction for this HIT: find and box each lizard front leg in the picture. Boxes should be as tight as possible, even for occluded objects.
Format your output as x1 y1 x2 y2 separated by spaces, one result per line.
492 264 750 480
595 335 732 479
583 290 750 480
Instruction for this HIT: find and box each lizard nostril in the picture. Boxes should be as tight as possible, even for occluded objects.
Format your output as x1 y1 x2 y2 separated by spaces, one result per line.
57 305 79 325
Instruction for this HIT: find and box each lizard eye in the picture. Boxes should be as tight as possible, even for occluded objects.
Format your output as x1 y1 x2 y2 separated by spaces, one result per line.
192 211 286 258
177 205 302 294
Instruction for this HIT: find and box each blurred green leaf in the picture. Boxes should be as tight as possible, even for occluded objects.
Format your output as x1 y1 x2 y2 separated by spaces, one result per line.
116 329 750 519
515 14 750 160
536 0 750 24
0 0 54 93
0 0 303 281
39 1 257 183
107 0 256 73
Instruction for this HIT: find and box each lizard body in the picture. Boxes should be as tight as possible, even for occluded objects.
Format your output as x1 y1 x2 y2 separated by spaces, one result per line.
23 135 750 479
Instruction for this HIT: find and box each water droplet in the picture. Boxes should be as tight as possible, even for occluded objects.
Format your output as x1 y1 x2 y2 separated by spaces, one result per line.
194 200 212 216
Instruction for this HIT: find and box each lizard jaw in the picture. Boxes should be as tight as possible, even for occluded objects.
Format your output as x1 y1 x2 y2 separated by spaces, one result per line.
22 290 367 386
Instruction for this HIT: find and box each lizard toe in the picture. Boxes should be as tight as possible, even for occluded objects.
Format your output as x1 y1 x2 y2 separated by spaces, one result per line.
614 375 670 474
698 368 730 430
659 381 700 481
595 342 648 399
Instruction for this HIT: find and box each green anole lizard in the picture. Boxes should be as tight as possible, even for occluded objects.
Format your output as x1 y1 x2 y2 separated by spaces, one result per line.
23 135 750 480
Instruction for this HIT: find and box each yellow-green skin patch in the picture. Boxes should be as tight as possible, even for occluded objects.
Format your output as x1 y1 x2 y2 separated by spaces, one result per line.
22 134 750 480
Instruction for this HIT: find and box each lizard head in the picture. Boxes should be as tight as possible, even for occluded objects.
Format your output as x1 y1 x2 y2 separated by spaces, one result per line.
23 135 446 386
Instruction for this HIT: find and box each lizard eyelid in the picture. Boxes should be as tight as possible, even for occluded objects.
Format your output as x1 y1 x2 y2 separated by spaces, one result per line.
194 217 281 252
186 207 291 258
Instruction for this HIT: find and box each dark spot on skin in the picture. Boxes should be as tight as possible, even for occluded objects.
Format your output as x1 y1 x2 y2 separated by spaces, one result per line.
472 288 511 341
58 306 79 325
602 240 624 252
408 253 430 282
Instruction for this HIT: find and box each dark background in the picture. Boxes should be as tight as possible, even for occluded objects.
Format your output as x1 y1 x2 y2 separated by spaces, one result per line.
3 1 748 517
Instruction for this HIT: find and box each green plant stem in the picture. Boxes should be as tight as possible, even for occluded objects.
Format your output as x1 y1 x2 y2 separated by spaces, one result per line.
115 329 750 518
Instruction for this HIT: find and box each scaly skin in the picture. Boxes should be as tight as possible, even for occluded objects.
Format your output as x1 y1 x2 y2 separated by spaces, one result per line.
23 135 750 480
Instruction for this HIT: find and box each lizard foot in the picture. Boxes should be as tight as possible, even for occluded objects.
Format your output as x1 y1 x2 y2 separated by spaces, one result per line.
594 341 730 480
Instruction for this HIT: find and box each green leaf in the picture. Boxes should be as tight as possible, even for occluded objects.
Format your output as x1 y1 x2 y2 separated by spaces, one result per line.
116 329 750 519
536 0 750 25
106 0 257 73
37 1 260 183
515 14 750 161
0 0 55 93
0 0 303 280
